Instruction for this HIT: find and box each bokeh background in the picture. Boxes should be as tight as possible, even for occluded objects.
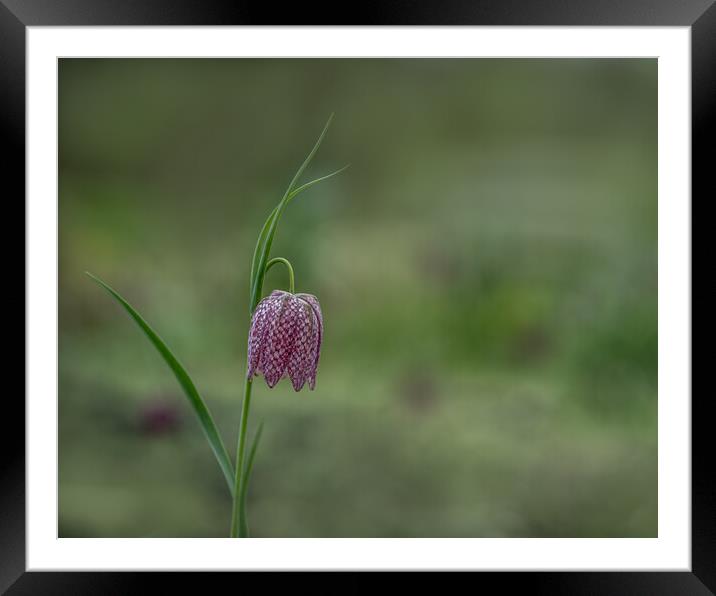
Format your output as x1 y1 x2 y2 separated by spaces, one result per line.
59 58 657 538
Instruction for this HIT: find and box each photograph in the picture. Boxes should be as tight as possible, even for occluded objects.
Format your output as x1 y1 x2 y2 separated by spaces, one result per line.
57 57 658 539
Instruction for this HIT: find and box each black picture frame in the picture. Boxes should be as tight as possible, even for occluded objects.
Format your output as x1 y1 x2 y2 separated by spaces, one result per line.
6 1 711 592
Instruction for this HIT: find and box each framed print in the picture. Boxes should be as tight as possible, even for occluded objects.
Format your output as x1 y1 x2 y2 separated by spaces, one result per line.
7 0 712 592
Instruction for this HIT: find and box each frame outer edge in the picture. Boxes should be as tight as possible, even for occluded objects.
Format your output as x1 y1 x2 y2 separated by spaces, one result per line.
0 0 715 26
6 0 711 592
691 2 716 592
0 0 27 593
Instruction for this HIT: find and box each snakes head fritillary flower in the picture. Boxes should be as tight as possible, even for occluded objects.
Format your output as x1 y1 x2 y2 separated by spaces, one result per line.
247 290 323 391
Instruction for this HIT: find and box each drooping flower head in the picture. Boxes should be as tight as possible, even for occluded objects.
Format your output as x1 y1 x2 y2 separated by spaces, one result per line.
247 290 323 391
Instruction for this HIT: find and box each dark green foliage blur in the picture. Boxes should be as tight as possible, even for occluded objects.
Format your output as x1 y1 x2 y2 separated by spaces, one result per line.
58 58 657 537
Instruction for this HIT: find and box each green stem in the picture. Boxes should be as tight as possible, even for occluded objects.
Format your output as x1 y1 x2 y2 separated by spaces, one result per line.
239 420 264 538
230 377 253 537
232 259 294 538
266 257 295 293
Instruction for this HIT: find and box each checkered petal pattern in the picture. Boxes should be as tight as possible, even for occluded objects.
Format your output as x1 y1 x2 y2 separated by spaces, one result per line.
296 293 323 390
247 290 323 391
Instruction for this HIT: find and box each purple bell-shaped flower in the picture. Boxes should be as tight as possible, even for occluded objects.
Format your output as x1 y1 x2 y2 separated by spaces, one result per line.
247 290 323 391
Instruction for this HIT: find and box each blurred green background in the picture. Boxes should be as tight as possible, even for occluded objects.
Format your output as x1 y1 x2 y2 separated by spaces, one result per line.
58 58 657 538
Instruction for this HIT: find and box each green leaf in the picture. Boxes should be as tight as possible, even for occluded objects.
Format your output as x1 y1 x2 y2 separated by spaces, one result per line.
286 164 350 202
249 114 337 313
247 166 349 310
285 113 335 198
238 420 265 537
248 205 278 311
86 272 236 497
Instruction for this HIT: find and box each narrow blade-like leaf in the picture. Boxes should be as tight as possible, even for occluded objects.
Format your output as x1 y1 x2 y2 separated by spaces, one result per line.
249 163 348 305
284 112 334 196
249 114 338 312
86 272 236 496
287 164 350 202
249 206 278 312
